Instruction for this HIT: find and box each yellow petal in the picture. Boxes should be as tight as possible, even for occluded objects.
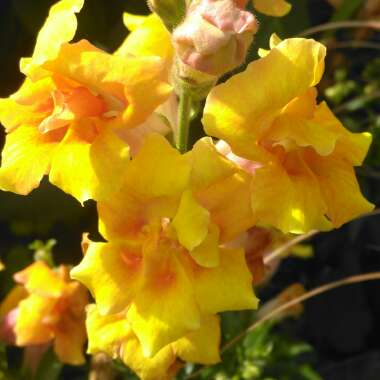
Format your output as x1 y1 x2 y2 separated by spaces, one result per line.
86 304 132 358
190 248 259 314
127 245 200 357
172 190 210 252
116 13 173 66
203 38 326 160
189 223 220 268
49 124 130 203
253 0 292 17
71 241 143 315
124 133 191 199
174 314 221 364
21 0 84 76
0 125 63 195
14 261 66 298
251 160 332 233
15 294 55 345
54 314 86 365
309 154 374 227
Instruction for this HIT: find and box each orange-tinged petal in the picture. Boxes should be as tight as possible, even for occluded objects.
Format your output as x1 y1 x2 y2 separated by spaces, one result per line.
174 314 221 364
253 0 292 17
308 155 374 227
54 314 86 365
44 41 172 128
203 38 326 159
171 190 210 252
127 245 200 357
15 294 55 345
250 159 332 233
20 0 84 76
49 124 130 203
71 242 143 315
116 13 173 65
189 248 258 314
0 286 28 318
0 125 63 195
14 261 66 298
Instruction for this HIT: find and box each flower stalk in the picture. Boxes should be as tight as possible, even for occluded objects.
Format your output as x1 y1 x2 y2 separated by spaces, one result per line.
176 87 192 153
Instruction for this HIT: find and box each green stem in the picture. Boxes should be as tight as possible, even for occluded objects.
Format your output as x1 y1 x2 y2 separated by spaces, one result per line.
176 88 192 154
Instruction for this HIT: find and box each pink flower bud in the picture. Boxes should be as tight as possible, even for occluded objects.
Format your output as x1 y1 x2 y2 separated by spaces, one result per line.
173 0 258 77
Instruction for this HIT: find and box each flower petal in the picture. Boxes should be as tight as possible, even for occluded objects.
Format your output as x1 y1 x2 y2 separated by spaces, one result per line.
190 248 259 314
0 125 63 195
49 124 130 203
70 241 143 315
203 38 326 160
174 314 221 364
253 0 291 17
127 244 200 357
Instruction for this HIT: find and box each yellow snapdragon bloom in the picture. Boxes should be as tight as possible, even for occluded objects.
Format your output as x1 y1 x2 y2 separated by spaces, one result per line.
86 305 220 380
71 133 258 357
0 0 172 203
235 0 291 17
203 36 374 233
0 261 88 365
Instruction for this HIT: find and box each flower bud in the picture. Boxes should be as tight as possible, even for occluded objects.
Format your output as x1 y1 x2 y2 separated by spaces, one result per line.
173 0 258 78
148 0 186 31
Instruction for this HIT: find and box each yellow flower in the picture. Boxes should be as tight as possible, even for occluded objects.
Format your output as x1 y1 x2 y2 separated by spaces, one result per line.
86 305 220 380
71 133 258 357
0 0 172 203
203 36 374 234
1 261 88 365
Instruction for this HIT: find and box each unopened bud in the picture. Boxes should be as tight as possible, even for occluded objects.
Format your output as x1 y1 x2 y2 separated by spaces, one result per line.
148 0 186 31
173 0 258 78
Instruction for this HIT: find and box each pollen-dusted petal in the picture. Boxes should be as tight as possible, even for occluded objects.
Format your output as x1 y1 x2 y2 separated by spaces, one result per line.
20 0 84 76
203 38 326 159
124 133 191 199
116 13 173 66
49 123 130 203
253 0 291 17
172 190 210 252
54 314 86 365
86 304 132 357
174 314 221 364
190 248 259 314
250 160 332 233
14 261 66 298
71 242 143 315
0 125 63 195
127 246 200 357
15 294 55 346
309 155 374 227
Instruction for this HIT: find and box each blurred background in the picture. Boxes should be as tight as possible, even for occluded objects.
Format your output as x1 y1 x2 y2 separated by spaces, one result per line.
0 0 380 379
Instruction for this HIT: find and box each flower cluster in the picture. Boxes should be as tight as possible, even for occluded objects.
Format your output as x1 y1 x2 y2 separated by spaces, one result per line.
0 0 374 379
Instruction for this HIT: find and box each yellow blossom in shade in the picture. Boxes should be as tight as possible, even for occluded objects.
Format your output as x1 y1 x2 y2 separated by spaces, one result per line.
203 37 374 234
0 261 88 365
86 305 220 380
0 0 172 203
252 0 291 17
71 133 258 358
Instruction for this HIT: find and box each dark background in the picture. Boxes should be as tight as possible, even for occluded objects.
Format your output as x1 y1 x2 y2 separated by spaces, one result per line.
0 0 380 379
